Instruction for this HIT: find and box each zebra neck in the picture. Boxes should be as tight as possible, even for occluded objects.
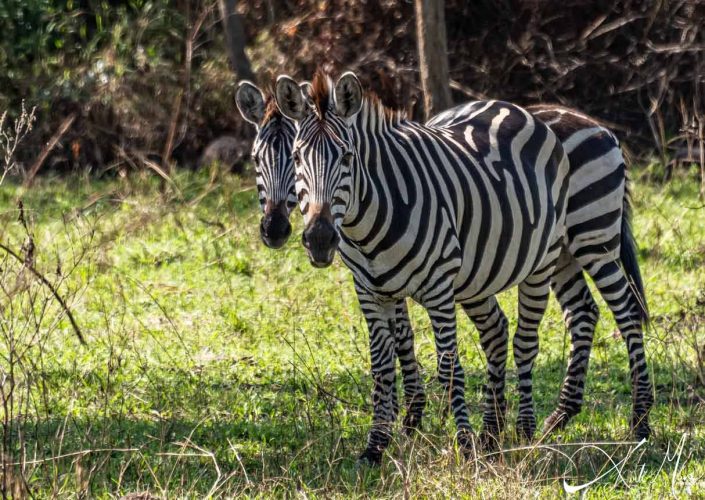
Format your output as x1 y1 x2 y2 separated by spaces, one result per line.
341 104 409 244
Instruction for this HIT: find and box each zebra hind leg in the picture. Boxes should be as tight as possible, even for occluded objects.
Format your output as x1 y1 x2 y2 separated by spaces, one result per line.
394 299 427 434
462 297 509 452
585 259 654 440
514 261 558 441
543 253 599 433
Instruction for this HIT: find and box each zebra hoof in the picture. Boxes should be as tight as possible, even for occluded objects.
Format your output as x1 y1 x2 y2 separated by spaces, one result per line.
357 448 383 467
516 415 537 442
543 409 571 435
402 413 422 435
457 429 478 460
479 430 500 454
631 413 651 441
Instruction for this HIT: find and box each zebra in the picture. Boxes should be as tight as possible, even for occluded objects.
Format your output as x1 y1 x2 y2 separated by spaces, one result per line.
236 81 428 430
275 69 571 463
240 78 653 453
236 81 298 249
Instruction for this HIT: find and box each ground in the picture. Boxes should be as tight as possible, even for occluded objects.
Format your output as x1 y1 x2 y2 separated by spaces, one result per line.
0 167 703 498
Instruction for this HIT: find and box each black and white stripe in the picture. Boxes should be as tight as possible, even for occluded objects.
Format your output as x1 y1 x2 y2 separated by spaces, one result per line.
276 71 570 462
236 82 297 249
249 76 653 458
526 105 652 435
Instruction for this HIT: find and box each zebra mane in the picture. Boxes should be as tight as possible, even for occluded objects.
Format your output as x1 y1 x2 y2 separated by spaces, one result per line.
310 69 333 118
363 92 406 124
261 94 284 127
310 68 405 124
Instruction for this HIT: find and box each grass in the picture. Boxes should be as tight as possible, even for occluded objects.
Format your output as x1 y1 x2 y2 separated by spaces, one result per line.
0 167 704 498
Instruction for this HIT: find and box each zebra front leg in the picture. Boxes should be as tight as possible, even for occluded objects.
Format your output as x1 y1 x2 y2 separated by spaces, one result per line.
356 289 398 465
462 297 509 451
543 252 599 433
425 289 474 454
394 299 426 434
514 272 553 441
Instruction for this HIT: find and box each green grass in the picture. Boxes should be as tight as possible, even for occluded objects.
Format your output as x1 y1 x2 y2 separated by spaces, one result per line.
0 168 703 498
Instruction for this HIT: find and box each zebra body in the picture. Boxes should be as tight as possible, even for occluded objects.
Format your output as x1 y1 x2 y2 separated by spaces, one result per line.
425 101 652 439
525 105 652 433
241 76 653 460
276 71 570 462
335 100 567 303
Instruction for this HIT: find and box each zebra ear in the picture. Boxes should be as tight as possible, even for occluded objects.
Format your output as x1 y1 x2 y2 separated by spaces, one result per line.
236 81 265 126
299 81 314 109
299 81 313 100
334 71 363 119
275 75 308 121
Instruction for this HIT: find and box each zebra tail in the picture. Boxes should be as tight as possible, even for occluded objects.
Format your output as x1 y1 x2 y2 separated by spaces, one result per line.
620 190 649 327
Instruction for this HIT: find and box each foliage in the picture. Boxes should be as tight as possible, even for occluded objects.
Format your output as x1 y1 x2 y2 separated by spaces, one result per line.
0 0 224 171
242 0 704 148
0 168 703 496
2 1 704 178
0 0 183 105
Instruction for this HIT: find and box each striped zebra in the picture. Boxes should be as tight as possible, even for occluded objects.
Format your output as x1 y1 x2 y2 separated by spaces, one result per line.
275 70 571 463
236 81 298 249
239 79 653 455
236 81 427 430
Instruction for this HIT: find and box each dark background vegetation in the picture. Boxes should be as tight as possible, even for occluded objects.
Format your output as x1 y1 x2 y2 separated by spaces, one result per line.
0 0 703 178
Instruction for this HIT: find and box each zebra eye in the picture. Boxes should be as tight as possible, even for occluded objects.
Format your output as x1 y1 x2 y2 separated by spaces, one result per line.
251 155 260 167
341 152 353 168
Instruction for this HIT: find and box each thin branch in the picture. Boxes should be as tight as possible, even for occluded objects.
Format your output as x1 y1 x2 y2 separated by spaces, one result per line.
24 112 77 187
0 242 86 345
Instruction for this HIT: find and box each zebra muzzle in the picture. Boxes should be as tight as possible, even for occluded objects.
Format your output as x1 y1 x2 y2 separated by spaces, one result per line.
260 201 292 249
302 214 339 268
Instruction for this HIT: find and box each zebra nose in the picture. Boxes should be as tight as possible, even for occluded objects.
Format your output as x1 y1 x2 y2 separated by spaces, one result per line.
260 202 291 249
302 217 339 267
302 219 338 247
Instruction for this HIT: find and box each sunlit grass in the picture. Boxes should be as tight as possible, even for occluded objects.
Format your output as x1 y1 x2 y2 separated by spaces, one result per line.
0 167 703 497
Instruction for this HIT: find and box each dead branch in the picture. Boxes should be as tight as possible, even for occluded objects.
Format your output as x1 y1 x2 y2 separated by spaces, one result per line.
161 4 211 174
24 112 77 187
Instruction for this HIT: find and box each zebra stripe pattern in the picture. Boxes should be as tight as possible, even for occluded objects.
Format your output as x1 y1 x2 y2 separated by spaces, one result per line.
527 105 653 435
242 79 654 454
276 70 570 463
236 81 297 249
430 103 653 439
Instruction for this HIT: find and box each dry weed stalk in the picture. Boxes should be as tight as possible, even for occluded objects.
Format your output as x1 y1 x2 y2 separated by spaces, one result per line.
0 103 36 187
0 211 97 497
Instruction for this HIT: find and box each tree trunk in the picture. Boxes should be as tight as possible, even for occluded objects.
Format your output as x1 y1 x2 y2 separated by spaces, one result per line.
218 0 256 82
415 0 452 120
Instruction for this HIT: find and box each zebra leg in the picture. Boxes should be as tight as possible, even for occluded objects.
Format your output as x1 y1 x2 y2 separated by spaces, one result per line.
543 252 600 433
356 289 398 465
461 297 509 450
584 260 654 440
514 279 549 440
514 260 559 440
425 289 474 453
394 299 427 434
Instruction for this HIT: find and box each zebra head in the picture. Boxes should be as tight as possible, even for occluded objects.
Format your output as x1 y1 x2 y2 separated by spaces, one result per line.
274 71 363 268
236 81 297 249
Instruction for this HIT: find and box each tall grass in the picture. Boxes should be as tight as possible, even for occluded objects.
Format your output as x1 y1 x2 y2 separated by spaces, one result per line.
0 167 703 497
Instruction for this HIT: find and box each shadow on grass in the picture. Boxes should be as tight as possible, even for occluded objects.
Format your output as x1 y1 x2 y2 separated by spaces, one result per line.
10 351 705 495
